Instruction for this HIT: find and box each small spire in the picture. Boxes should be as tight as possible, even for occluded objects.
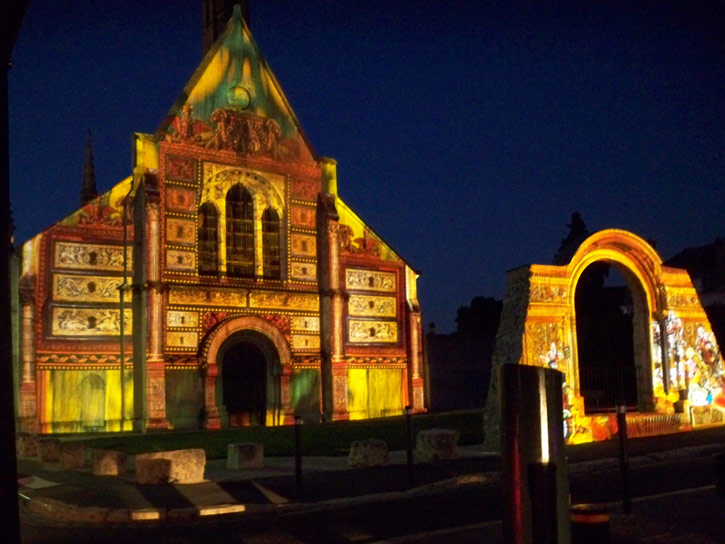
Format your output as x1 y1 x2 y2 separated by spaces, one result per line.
202 1 250 54
81 130 98 206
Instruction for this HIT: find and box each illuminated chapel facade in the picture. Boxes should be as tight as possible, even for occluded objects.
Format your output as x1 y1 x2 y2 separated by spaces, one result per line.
14 5 425 434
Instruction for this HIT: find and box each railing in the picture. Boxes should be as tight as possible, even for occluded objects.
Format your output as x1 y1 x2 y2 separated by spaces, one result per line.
579 364 637 412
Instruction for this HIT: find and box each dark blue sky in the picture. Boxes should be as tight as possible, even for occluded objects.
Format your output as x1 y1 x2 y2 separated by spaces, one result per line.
9 1 725 332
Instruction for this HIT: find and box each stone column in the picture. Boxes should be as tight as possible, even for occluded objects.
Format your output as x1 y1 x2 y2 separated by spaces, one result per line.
281 365 295 424
18 276 38 432
317 188 349 421
408 311 425 412
144 172 168 429
203 363 222 429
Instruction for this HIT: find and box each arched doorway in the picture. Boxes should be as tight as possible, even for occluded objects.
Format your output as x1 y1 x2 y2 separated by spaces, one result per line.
200 315 293 429
575 263 641 412
218 330 278 426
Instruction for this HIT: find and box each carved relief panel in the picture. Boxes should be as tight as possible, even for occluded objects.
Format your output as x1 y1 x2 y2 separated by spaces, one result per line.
348 320 398 344
54 242 129 271
166 218 196 245
166 249 196 272
166 186 197 213
51 307 131 337
290 204 316 229
290 262 316 282
348 295 397 318
53 274 130 303
345 269 396 293
290 234 316 258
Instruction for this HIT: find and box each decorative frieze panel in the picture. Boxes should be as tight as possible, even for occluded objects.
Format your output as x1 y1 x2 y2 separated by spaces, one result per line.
166 310 199 328
529 282 568 304
166 218 196 245
290 316 320 332
290 204 316 228
166 186 197 213
345 269 396 293
53 274 130 303
665 287 701 309
249 290 319 311
290 234 316 258
348 295 397 318
166 249 196 272
348 320 398 343
169 287 247 307
290 178 318 201
54 242 129 272
165 155 197 183
51 307 131 336
290 261 316 282
291 335 321 350
166 331 199 349
200 163 284 209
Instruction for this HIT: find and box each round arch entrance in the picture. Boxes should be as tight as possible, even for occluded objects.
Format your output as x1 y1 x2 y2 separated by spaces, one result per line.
566 230 662 414
574 261 648 412
199 316 293 428
219 331 276 426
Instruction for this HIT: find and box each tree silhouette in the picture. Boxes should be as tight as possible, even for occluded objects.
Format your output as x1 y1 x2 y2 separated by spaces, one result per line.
553 211 589 264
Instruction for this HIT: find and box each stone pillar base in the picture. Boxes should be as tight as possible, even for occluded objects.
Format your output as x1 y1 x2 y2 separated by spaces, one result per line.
412 377 426 413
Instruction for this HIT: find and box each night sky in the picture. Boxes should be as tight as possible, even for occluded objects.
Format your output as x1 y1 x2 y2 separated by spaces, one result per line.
9 1 725 333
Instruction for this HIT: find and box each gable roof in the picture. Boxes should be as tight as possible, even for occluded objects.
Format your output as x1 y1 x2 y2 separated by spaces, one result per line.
156 5 316 163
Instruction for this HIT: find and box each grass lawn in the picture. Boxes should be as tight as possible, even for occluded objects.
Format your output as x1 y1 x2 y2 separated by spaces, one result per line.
71 409 484 458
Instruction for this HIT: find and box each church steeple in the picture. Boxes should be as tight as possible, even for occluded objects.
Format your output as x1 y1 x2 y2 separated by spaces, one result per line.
203 1 250 54
80 130 98 206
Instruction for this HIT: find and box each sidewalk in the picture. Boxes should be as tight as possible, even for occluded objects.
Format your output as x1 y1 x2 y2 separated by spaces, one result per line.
17 446 498 521
17 438 725 543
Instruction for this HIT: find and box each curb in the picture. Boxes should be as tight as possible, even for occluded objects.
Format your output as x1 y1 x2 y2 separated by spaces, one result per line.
20 494 246 525
18 472 489 526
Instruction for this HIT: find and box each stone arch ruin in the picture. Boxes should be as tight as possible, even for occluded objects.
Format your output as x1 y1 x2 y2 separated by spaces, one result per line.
484 229 723 447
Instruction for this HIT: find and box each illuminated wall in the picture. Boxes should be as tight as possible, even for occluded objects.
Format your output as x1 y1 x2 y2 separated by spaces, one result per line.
14 6 425 433
484 229 723 447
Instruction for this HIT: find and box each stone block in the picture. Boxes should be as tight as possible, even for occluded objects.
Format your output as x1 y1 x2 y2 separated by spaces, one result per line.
135 448 206 484
415 428 460 462
227 442 264 470
39 438 61 462
18 434 39 457
60 442 86 470
199 504 246 516
348 439 389 467
92 450 128 476
130 508 166 521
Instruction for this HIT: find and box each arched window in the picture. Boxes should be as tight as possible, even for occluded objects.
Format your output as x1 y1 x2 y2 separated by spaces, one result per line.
198 202 219 274
262 207 281 279
226 185 254 277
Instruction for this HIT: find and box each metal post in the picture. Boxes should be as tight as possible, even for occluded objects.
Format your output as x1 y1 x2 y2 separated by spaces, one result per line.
1 4 30 540
294 414 303 500
616 404 631 514
499 364 570 544
405 405 414 487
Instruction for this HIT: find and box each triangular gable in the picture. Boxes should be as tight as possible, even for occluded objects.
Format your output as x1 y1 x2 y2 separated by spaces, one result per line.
157 5 315 164
56 176 133 230
336 197 405 264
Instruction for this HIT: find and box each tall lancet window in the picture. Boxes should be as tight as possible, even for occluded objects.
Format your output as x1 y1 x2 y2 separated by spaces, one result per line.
226 184 254 277
262 207 281 279
198 202 219 275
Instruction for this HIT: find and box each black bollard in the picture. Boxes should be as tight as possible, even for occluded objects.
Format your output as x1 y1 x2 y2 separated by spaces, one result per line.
499 364 570 544
528 461 558 544
294 414 303 501
571 503 611 544
405 405 414 487
616 404 631 514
